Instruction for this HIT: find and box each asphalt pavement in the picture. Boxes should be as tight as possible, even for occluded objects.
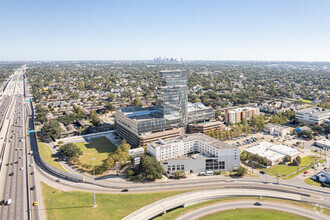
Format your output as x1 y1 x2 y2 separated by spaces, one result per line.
0 67 40 220
176 200 329 220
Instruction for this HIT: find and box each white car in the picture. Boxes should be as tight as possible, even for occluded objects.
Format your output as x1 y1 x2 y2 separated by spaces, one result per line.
19 167 24 170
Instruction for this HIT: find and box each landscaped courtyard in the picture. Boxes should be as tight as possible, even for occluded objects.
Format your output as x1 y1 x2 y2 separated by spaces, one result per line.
75 137 117 166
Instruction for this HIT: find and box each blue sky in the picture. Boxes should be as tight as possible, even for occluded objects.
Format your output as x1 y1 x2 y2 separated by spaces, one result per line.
0 0 330 61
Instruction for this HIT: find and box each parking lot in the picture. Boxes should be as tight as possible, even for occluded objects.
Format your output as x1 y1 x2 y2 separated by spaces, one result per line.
226 132 329 159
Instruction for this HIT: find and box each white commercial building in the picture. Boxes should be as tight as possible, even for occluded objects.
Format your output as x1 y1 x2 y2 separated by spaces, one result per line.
295 107 330 125
245 141 299 166
314 139 330 149
264 123 291 137
147 133 240 173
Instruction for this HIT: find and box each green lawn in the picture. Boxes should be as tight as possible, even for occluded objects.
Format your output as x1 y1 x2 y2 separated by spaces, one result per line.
75 137 117 166
199 208 309 220
38 142 67 172
264 155 321 177
304 177 327 188
41 182 186 220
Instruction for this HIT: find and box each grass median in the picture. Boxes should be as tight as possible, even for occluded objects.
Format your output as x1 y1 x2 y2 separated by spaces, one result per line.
199 208 309 220
38 141 68 172
41 182 186 220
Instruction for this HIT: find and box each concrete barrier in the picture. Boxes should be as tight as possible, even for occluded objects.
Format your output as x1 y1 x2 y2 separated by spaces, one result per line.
123 188 302 220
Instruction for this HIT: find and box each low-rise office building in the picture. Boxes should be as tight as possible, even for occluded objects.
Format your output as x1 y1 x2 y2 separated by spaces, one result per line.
244 141 299 166
225 107 259 124
147 133 240 173
295 107 330 125
314 139 330 149
264 123 291 137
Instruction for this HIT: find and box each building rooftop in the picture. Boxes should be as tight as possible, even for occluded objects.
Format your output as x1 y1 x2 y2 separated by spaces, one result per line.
151 133 237 149
265 123 290 129
187 102 212 112
245 141 299 162
296 107 330 116
118 106 163 122
228 106 258 113
315 139 330 146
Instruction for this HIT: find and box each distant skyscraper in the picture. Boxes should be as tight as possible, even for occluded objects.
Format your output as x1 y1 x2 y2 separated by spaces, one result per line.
157 70 188 128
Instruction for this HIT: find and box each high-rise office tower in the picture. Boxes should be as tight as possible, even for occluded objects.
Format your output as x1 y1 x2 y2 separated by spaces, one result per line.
157 70 188 128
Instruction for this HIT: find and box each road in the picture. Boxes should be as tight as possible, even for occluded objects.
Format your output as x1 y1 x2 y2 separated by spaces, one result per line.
0 67 39 220
176 200 329 220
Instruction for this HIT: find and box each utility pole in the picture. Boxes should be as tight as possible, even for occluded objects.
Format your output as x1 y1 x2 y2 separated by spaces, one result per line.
92 157 97 208
297 164 299 175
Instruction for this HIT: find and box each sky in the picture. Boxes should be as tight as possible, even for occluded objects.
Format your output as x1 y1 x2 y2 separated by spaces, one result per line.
0 0 330 61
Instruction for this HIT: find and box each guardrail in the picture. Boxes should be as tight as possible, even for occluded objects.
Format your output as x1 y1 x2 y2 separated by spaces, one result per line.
27 90 84 182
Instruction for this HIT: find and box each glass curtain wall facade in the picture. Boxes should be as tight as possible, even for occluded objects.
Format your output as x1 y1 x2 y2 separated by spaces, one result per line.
157 70 188 128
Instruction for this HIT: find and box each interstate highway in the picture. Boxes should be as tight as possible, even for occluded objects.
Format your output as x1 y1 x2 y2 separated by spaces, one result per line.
0 67 39 220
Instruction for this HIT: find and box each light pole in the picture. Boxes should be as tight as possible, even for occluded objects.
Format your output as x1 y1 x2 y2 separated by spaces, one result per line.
92 157 97 208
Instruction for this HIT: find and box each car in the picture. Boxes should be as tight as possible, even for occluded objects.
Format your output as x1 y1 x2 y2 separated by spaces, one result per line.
304 171 309 174
5 163 9 166
20 148 23 151
10 162 13 165
121 189 129 192
9 172 14 176
254 202 262 206
55 179 60 182
0 200 4 205
30 186 35 190
19 167 24 170
31 172 34 175
33 201 38 206
15 161 18 164
271 140 274 142
19 156 22 159
260 171 265 174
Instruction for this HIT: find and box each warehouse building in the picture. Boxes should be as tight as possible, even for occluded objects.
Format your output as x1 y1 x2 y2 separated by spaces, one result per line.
244 142 300 166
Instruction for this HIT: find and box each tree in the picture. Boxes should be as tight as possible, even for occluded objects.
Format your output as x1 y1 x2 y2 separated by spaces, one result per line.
59 143 83 159
241 118 248 126
41 119 61 140
105 103 115 111
140 154 164 180
283 155 290 162
236 166 247 176
297 130 313 139
240 151 247 161
106 93 116 102
312 125 325 134
89 110 100 126
291 156 301 166
102 156 116 170
132 98 142 106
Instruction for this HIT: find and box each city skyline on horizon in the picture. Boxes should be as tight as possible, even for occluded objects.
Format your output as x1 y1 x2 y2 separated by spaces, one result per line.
1 0 330 62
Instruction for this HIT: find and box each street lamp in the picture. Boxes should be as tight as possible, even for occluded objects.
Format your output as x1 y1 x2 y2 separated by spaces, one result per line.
92 157 97 208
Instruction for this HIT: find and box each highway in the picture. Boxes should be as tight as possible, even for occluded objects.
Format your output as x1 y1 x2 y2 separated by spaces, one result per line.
0 67 39 220
176 200 330 220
